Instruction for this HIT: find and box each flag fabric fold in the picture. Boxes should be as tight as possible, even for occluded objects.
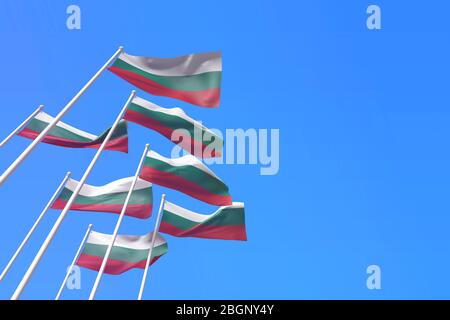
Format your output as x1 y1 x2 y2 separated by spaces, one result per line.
160 201 246 241
18 111 129 153
76 231 168 275
140 150 232 206
51 177 153 219
109 51 222 108
125 96 223 158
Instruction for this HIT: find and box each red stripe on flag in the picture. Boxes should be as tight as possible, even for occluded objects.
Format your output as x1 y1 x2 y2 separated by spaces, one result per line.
77 254 161 275
159 221 247 241
51 200 152 219
18 128 128 153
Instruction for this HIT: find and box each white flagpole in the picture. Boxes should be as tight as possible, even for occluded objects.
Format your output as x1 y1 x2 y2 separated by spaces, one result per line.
0 171 71 282
0 46 124 187
55 224 93 300
11 90 136 300
137 194 166 300
0 105 44 148
88 143 150 300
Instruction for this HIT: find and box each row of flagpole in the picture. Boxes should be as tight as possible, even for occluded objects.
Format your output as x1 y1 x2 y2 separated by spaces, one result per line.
53 193 166 300
11 89 136 299
5 89 165 299
1 162 166 299
0 46 228 299
0 47 168 299
89 142 149 300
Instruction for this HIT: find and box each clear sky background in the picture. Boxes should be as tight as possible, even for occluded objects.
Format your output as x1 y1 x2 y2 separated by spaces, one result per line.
0 0 450 299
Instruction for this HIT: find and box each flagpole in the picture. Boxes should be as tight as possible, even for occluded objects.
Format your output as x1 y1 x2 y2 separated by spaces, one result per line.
0 105 44 148
55 224 93 300
137 194 166 300
11 90 136 300
0 171 71 282
0 46 124 187
88 143 150 300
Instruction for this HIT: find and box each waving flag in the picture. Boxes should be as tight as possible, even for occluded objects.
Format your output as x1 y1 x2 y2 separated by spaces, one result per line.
161 201 246 241
125 96 223 157
140 151 232 206
18 111 128 153
77 231 168 275
51 177 153 219
109 51 222 107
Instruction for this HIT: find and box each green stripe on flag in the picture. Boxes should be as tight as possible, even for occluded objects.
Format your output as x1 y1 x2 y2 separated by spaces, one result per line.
112 59 221 92
144 157 229 197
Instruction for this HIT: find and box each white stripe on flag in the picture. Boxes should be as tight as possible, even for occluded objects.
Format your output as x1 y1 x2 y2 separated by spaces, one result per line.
86 231 166 250
65 177 152 197
119 52 222 77
34 111 97 140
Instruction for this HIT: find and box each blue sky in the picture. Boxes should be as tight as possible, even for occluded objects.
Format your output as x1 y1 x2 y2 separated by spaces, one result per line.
1 0 450 299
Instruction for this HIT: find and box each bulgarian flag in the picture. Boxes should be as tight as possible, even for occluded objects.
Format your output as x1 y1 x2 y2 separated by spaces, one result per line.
77 231 168 275
109 51 222 108
160 201 246 241
140 151 232 206
18 111 128 153
51 177 153 219
125 96 223 158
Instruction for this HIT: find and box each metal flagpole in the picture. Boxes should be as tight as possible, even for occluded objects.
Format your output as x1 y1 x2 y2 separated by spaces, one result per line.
0 46 124 187
11 90 136 300
0 105 44 148
55 224 93 300
0 172 71 282
88 143 150 300
137 194 166 300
